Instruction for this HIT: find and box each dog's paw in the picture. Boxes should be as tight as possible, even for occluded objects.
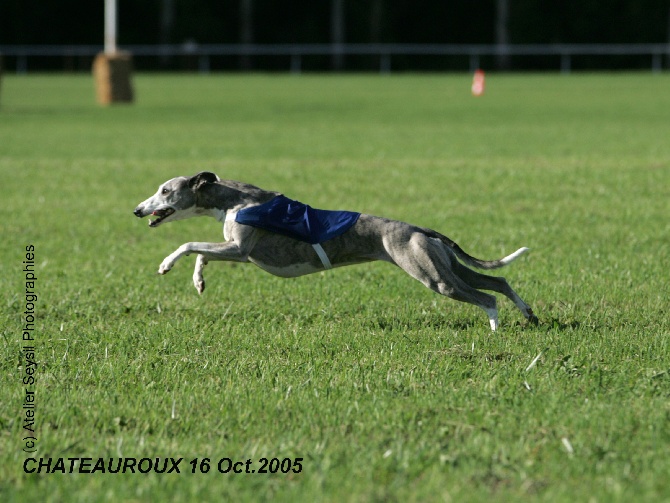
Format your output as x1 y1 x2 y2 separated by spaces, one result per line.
525 308 539 326
158 258 175 275
193 255 208 294
485 307 499 332
193 276 206 294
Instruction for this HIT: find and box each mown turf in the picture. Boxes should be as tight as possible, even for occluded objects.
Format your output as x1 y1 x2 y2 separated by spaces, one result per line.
1 73 669 502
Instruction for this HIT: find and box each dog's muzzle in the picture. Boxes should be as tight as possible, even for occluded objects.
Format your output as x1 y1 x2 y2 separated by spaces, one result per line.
134 206 176 227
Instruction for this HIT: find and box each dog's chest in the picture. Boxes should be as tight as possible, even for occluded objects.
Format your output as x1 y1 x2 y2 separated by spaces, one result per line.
222 211 236 241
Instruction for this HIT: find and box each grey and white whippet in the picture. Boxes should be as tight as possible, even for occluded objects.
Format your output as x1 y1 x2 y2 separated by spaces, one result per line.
133 172 538 330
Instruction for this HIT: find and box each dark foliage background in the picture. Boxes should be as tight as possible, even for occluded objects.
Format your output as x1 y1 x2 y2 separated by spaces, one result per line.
1 0 669 71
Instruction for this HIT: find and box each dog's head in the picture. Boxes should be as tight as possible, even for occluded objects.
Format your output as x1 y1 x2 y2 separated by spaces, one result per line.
133 172 220 227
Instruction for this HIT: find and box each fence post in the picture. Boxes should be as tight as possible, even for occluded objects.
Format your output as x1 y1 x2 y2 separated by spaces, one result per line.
652 53 662 73
17 54 27 74
380 54 391 74
198 55 210 74
290 53 302 74
560 53 571 74
469 54 480 73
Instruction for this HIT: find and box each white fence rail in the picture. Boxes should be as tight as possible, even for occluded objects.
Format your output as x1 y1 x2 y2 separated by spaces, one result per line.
1 43 669 73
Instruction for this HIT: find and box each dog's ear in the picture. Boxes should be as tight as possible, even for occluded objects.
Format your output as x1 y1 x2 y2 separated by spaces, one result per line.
188 171 219 191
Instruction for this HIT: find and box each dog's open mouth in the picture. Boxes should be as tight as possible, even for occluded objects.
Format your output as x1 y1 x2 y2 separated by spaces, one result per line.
149 208 175 227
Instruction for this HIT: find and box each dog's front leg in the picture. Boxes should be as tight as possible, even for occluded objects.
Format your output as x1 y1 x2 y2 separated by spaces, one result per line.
159 225 260 291
159 242 248 275
193 254 208 294
158 227 261 278
158 243 193 275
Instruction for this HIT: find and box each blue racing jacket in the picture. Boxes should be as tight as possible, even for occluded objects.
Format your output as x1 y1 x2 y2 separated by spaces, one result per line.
235 195 360 245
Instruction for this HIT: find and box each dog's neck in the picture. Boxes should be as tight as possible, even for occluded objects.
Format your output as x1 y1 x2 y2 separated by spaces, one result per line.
196 181 280 222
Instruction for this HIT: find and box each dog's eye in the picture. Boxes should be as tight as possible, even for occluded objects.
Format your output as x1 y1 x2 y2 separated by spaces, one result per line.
161 188 170 195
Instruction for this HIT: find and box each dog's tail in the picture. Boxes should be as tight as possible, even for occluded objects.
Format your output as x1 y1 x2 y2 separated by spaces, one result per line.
423 229 529 270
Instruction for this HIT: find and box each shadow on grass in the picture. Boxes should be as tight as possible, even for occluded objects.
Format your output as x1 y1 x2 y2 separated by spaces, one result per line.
441 347 517 363
540 317 582 332
368 315 478 333
369 315 548 333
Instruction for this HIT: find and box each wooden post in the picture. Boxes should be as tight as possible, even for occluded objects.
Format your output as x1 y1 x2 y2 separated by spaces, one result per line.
93 0 134 105
93 52 134 104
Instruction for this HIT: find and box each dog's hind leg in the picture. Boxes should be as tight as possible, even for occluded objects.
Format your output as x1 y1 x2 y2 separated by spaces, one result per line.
386 232 501 330
451 261 538 325
193 254 208 294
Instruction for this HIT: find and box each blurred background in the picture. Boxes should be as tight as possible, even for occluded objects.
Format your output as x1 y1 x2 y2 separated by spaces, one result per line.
1 0 669 73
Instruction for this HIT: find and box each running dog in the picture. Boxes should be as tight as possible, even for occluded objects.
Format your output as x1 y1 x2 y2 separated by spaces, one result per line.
134 172 538 330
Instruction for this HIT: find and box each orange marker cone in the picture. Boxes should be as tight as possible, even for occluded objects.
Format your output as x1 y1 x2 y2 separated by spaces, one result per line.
471 69 485 96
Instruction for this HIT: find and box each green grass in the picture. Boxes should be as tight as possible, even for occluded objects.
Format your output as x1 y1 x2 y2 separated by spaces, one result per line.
1 73 669 502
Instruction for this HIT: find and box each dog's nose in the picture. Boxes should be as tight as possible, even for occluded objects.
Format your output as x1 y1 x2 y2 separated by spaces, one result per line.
133 207 143 217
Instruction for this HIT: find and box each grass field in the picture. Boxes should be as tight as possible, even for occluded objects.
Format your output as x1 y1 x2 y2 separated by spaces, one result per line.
1 72 669 502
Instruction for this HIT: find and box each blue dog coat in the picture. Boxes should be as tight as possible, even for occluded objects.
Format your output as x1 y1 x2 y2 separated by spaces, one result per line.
235 195 360 245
